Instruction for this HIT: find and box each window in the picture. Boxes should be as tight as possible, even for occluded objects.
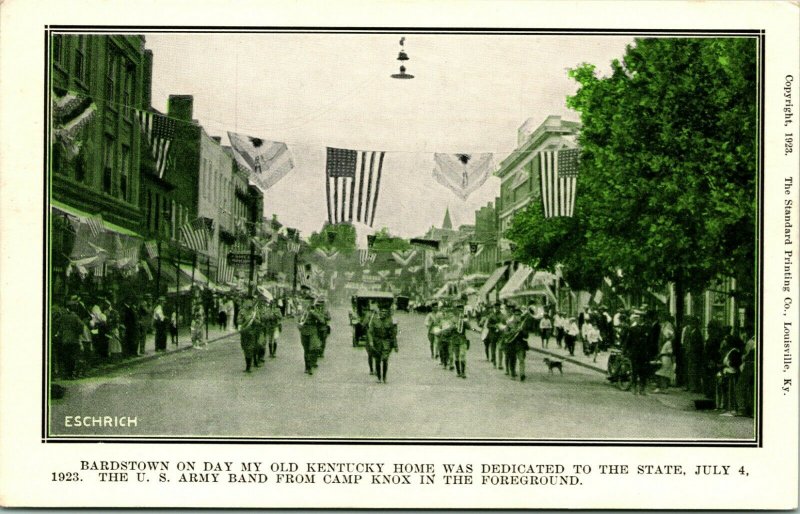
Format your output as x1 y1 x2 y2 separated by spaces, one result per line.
105 48 117 104
146 191 152 232
52 35 64 66
120 145 130 201
75 36 87 84
123 65 133 118
102 136 114 194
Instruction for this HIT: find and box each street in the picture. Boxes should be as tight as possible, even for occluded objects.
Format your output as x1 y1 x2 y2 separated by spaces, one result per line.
50 309 755 440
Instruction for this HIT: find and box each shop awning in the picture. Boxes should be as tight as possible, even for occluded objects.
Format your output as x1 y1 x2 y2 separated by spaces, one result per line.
51 200 140 238
499 265 534 300
509 282 558 304
162 264 214 293
478 265 508 300
432 283 450 299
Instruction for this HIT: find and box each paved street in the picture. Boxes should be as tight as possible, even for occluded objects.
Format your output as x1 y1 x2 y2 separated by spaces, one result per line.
50 310 755 440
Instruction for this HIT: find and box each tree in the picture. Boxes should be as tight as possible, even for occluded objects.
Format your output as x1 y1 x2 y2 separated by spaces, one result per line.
308 222 356 253
508 38 757 324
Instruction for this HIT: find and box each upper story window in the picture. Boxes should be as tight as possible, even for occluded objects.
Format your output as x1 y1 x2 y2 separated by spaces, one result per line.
105 47 118 105
119 145 131 202
52 35 65 67
75 35 88 85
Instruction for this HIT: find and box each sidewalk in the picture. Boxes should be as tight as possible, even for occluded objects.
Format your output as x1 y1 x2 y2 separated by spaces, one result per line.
525 335 712 412
60 324 239 380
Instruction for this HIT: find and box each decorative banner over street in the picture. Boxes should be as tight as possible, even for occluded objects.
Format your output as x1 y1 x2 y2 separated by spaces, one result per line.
228 132 295 192
52 88 97 160
432 152 494 201
391 249 418 267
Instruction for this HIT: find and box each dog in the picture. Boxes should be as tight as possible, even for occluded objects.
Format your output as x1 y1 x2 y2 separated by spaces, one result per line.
543 358 563 374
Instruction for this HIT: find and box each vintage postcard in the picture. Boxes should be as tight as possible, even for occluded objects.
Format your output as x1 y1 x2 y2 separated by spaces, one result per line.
0 0 797 509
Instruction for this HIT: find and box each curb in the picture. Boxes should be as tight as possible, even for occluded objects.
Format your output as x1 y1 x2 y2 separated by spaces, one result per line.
527 346 607 374
60 331 240 381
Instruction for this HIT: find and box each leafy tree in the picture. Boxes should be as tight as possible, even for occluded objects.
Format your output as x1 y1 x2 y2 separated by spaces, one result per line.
508 37 757 326
308 222 356 253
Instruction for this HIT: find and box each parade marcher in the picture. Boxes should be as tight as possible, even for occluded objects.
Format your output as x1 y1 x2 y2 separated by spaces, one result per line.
486 303 503 367
367 302 398 383
298 296 326 375
362 302 379 375
424 303 440 359
439 299 471 379
317 299 332 358
434 301 454 370
506 305 537 381
539 313 553 348
583 321 602 362
190 290 207 349
257 290 282 359
237 297 260 372
495 303 512 371
153 297 168 352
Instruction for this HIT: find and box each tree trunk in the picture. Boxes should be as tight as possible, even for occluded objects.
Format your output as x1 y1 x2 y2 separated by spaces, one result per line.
674 278 686 388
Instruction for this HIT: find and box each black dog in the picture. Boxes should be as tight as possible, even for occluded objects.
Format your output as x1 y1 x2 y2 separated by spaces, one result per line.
543 358 563 374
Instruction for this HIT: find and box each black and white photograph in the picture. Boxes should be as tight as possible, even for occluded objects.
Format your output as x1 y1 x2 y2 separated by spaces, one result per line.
44 28 760 442
0 0 797 509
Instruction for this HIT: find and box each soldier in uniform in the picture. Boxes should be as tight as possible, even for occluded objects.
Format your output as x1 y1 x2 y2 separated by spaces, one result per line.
317 299 332 358
298 296 326 375
260 293 282 359
367 302 398 383
424 303 441 359
441 299 472 379
507 305 537 381
435 300 454 370
237 297 261 372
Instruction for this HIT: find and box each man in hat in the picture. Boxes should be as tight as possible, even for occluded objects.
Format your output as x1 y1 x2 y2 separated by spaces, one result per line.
441 298 472 379
316 298 332 358
237 297 260 372
259 291 282 359
424 302 442 360
367 301 398 383
436 300 454 370
298 295 325 375
507 305 538 381
623 308 652 395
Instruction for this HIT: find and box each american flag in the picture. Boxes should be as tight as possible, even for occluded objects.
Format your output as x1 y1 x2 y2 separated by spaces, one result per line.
326 147 386 227
540 148 580 218
179 218 211 252
144 240 159 259
85 213 104 238
358 249 376 266
137 110 176 179
217 244 235 284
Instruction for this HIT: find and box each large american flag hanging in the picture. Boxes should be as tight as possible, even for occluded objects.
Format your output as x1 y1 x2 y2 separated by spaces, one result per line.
179 218 211 253
325 147 386 227
137 110 176 179
540 147 580 218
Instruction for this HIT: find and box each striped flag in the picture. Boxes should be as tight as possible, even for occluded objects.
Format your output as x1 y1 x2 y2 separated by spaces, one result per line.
144 240 159 259
540 148 580 218
325 147 386 227
179 218 211 252
228 132 294 191
287 241 301 254
432 153 494 201
137 110 176 179
85 214 104 238
358 249 376 266
217 245 235 284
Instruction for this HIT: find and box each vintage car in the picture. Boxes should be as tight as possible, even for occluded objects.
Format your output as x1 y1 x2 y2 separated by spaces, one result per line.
349 290 395 346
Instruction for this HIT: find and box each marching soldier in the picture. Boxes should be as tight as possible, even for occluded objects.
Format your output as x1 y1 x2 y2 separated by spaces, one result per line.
435 300 454 370
237 297 260 372
441 299 472 378
507 305 538 381
261 294 282 359
367 302 398 383
362 302 379 375
298 296 326 375
424 303 441 359
317 299 332 358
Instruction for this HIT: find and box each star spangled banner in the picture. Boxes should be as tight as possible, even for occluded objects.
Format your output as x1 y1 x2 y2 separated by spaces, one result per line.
432 153 494 201
137 109 176 179
228 132 295 192
326 147 386 227
540 147 579 218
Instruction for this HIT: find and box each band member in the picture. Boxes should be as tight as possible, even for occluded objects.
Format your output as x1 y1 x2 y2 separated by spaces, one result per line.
259 292 282 359
362 303 379 375
367 302 398 383
442 300 471 379
507 305 537 381
298 296 326 375
424 303 441 359
317 299 332 358
237 297 260 372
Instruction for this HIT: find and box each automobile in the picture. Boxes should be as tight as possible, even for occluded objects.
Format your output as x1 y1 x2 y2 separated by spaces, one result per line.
349 290 395 347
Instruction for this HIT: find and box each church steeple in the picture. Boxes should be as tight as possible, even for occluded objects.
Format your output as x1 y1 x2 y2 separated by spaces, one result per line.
442 207 453 230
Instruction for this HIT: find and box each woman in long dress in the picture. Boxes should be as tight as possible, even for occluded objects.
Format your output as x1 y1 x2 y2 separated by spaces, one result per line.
653 320 675 393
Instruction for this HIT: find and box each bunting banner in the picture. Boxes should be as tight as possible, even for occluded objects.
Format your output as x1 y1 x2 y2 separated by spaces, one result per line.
315 248 339 260
540 147 579 218
408 265 422 273
228 132 294 192
432 153 494 201
391 249 418 267
287 241 301 254
85 213 105 238
377 270 391 278
52 88 97 159
137 109 176 179
326 147 386 227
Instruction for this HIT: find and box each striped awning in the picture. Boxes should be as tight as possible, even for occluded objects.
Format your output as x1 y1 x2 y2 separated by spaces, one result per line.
499 265 534 300
477 265 508 300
